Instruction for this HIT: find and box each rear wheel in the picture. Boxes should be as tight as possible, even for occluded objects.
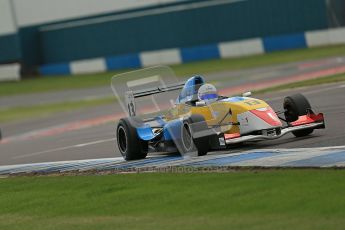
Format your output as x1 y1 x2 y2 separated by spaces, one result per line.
116 117 148 160
283 94 313 137
181 114 210 156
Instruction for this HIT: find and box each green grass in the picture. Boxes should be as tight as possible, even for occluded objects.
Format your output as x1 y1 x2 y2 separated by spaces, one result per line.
256 73 345 94
0 97 115 123
1 170 345 229
1 44 345 97
172 44 345 76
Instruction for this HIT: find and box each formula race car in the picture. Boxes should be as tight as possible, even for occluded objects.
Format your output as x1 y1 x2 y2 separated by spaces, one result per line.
114 67 325 161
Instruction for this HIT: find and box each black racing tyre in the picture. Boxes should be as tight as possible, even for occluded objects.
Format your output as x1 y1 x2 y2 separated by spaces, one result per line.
116 117 148 161
283 94 314 137
283 94 311 122
181 114 210 156
291 127 314 137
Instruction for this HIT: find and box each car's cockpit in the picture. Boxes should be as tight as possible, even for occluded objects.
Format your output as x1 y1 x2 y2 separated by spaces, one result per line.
176 76 226 106
176 76 205 105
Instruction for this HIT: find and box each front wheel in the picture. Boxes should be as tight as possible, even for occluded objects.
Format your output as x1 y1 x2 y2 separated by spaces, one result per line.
283 94 314 137
116 117 148 161
180 114 210 156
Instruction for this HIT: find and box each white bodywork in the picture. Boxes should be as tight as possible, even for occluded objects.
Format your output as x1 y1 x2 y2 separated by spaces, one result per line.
237 110 281 135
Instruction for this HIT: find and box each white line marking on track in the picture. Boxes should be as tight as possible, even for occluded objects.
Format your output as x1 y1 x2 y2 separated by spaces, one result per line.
74 138 116 147
12 138 116 160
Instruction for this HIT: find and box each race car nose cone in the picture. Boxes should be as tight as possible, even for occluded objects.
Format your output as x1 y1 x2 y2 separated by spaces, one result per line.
250 107 282 127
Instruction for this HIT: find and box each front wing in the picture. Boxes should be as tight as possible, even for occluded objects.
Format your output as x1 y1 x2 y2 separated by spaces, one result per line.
224 113 325 145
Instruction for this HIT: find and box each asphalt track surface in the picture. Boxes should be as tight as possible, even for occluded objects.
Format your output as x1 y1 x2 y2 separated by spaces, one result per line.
0 59 345 166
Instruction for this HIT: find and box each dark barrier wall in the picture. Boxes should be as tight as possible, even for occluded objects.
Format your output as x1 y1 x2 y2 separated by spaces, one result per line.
327 0 345 27
18 0 329 66
39 0 328 64
18 0 191 67
0 34 21 64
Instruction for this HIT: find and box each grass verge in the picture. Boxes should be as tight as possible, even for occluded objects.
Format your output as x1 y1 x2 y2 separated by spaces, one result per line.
1 44 345 97
1 170 345 229
0 97 115 123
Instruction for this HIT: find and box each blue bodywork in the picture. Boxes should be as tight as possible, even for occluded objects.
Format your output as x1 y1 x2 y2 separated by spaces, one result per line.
136 125 156 141
163 119 183 141
136 76 204 143
135 76 205 148
136 117 183 142
176 75 205 104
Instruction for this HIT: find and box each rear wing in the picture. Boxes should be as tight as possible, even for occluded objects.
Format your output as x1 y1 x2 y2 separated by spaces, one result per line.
125 82 184 116
131 82 185 98
111 66 183 117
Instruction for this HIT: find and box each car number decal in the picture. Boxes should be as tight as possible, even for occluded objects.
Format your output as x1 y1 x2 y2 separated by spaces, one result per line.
244 100 261 106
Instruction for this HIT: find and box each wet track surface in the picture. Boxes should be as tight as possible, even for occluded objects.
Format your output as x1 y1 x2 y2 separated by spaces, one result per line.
0 58 344 167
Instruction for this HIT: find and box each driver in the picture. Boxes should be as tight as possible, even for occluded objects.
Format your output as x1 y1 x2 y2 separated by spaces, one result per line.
197 83 218 104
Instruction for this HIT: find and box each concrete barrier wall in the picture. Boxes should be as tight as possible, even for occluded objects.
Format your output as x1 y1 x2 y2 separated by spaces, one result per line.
70 58 106 75
140 49 181 67
39 27 345 76
37 0 327 65
0 0 178 65
2 0 344 71
306 28 345 47
219 38 264 58
0 63 20 81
